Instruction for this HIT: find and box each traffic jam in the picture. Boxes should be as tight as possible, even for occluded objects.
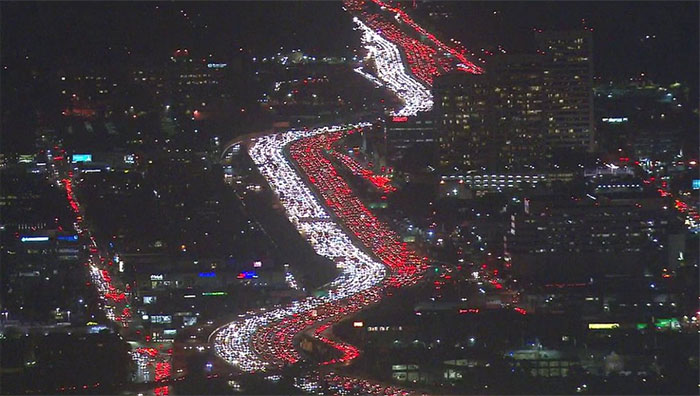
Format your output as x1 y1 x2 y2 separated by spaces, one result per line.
213 1 480 393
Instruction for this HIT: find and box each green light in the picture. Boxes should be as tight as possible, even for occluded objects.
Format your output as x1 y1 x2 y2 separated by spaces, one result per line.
636 323 648 330
654 318 680 330
202 291 227 296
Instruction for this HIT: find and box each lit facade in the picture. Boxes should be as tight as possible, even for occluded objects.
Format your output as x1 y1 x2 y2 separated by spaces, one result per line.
434 30 595 172
434 55 549 171
536 30 595 153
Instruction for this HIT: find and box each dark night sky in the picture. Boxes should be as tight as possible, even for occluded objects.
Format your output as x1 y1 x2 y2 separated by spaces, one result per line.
1 1 698 90
446 1 699 88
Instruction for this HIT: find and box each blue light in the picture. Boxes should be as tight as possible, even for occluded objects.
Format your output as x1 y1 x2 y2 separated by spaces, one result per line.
692 179 700 190
198 272 216 278
57 235 79 241
71 154 92 163
20 236 50 242
237 271 258 279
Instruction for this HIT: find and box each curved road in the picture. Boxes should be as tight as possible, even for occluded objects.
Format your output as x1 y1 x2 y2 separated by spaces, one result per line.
212 2 481 393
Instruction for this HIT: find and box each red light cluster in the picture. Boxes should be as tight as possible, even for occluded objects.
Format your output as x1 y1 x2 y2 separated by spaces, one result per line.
331 150 397 193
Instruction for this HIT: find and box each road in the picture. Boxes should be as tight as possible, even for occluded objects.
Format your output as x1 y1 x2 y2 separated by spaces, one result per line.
212 2 482 394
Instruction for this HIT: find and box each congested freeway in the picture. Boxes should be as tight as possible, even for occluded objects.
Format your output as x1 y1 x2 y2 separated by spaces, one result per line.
213 125 425 395
353 17 433 116
213 0 475 392
212 123 426 365
213 125 385 371
346 0 482 87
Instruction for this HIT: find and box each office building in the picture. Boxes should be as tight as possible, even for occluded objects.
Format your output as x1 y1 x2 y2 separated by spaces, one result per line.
434 30 594 173
383 112 437 162
504 193 685 281
535 30 595 153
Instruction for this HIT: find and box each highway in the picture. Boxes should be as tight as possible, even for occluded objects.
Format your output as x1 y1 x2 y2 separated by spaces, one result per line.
213 124 389 372
212 1 481 394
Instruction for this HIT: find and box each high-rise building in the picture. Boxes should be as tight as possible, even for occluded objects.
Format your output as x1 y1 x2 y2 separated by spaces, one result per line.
490 55 548 169
433 30 595 173
433 55 547 171
433 71 491 171
535 30 595 154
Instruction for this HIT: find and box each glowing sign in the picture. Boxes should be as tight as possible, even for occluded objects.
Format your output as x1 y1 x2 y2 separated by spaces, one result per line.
150 274 164 281
71 154 92 163
150 315 172 324
20 236 50 242
654 318 680 330
602 117 628 123
253 261 263 268
692 179 700 190
353 321 364 328
392 116 408 122
198 271 216 278
87 325 108 334
202 291 227 296
57 235 79 241
207 63 227 69
237 271 258 279
588 323 619 330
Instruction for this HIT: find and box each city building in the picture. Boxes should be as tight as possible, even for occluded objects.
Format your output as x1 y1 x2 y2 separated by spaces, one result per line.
383 112 437 162
593 81 687 159
433 71 491 171
439 171 576 197
505 193 686 281
535 29 595 154
434 30 594 173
